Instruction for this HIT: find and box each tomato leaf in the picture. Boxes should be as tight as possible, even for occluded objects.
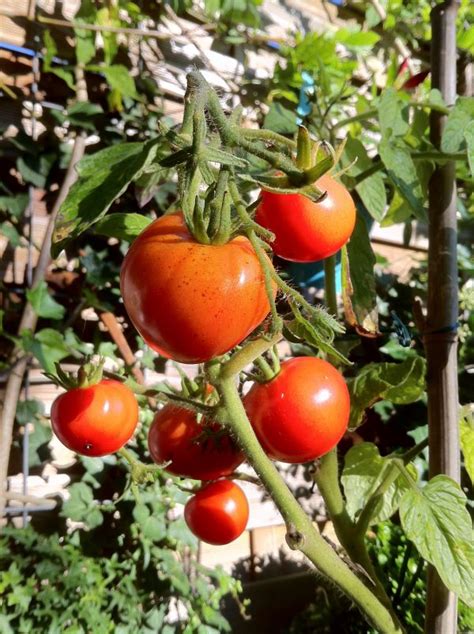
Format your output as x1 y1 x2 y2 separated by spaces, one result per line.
26 281 66 320
52 140 160 256
346 355 426 429
441 97 474 154
464 120 474 177
62 482 104 530
379 137 426 220
264 103 298 135
94 213 152 242
342 136 386 222
378 88 410 138
400 475 474 606
460 405 474 486
342 215 378 334
341 443 417 524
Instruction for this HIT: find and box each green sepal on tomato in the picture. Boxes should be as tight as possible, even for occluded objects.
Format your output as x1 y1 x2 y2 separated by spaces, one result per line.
120 212 277 364
148 403 244 480
256 173 356 263
244 357 350 463
184 480 249 545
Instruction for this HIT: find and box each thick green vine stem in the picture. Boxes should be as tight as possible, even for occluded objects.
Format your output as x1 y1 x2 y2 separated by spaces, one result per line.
206 337 405 634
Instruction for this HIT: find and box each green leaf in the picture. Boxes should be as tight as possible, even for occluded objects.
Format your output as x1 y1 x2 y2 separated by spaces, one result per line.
94 213 152 242
342 215 378 333
341 443 417 524
27 421 52 468
0 222 23 248
336 29 380 50
74 24 96 65
0 194 29 219
378 89 410 138
99 65 138 99
400 475 474 606
17 153 56 189
460 405 474 486
457 25 474 54
263 103 297 135
142 516 166 541
465 121 474 176
20 328 73 373
346 355 426 429
61 482 104 529
52 140 159 256
66 102 103 130
441 97 474 154
381 189 412 227
379 137 426 220
342 137 386 221
26 281 65 320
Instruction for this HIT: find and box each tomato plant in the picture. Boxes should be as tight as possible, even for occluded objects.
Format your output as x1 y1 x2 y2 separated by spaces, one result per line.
51 379 138 457
120 212 277 363
256 174 356 262
148 404 244 480
244 357 350 463
184 480 249 545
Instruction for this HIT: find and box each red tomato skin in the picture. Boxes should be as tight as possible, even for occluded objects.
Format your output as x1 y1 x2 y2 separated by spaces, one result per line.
244 357 350 463
51 379 138 457
148 404 244 480
184 480 249 545
120 213 277 364
256 174 356 262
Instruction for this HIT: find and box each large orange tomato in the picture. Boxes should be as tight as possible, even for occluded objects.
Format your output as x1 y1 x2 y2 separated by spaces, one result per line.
120 213 276 363
256 173 356 262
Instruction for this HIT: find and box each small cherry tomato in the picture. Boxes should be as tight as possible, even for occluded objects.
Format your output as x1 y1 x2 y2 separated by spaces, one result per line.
244 357 350 463
148 404 244 480
51 379 138 457
184 480 249 545
120 213 277 364
256 173 356 262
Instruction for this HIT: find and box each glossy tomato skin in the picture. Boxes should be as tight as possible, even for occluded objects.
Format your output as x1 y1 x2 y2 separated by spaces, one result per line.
244 357 350 463
148 404 244 480
51 379 138 457
184 480 249 545
256 174 356 262
120 213 277 364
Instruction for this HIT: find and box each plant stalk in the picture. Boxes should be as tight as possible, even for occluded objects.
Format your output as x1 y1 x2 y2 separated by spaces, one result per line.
208 342 404 634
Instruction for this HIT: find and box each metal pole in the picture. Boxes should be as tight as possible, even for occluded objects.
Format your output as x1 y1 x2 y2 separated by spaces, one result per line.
425 2 460 633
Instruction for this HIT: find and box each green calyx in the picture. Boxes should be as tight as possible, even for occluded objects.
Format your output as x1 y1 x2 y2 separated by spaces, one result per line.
44 357 105 390
156 72 342 245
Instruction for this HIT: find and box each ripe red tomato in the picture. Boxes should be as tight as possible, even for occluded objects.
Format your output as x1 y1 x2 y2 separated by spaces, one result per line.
244 357 350 463
148 404 244 480
255 173 356 262
184 480 249 545
51 379 138 457
120 213 277 364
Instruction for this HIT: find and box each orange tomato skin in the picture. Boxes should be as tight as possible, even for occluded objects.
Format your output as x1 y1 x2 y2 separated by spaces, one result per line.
148 404 244 480
50 379 138 457
184 480 249 545
120 213 277 364
244 357 350 463
256 174 356 263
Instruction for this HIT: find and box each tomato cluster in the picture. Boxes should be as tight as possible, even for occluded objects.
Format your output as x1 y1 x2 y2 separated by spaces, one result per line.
50 170 354 546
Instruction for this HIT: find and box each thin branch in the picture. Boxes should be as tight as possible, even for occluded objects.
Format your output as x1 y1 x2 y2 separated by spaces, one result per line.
0 67 88 521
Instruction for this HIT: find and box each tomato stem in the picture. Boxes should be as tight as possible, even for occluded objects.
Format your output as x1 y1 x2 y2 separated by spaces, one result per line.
324 254 338 317
206 338 405 634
